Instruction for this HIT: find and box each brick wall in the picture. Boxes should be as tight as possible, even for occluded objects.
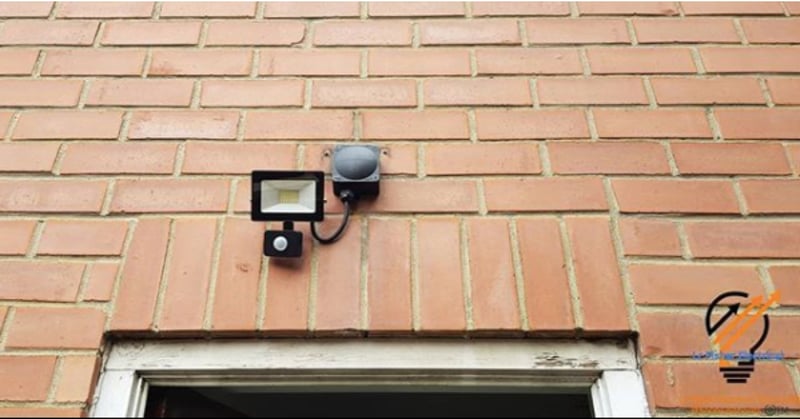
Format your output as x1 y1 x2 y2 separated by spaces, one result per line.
0 1 799 416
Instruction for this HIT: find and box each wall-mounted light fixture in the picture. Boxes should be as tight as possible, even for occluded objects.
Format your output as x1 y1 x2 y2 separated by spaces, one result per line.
251 145 380 258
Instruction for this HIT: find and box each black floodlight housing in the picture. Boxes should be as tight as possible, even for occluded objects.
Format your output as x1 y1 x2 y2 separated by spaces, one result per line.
251 145 381 259
251 171 324 222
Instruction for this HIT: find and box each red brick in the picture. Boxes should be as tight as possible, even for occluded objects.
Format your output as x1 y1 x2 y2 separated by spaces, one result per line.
476 109 589 139
0 357 56 401
0 261 83 302
516 218 574 332
578 2 678 15
0 2 53 17
129 111 239 140
58 2 153 17
0 79 82 107
424 78 531 106
588 47 696 74
767 78 800 105
740 180 800 214
485 178 608 212
788 3 800 15
791 145 800 175
149 49 252 76
638 313 710 356
185 142 295 175
715 108 800 140
686 221 800 258
362 110 468 140
620 218 682 256
631 264 765 305
0 49 38 75
261 49 360 76
594 109 712 138
418 218 466 333
55 356 99 403
14 110 122 140
0 112 10 136
158 218 217 331
304 143 416 175
671 142 791 175
212 218 263 331
369 2 463 16
160 2 256 17
769 266 800 306
739 18 800 43
360 179 478 213
0 220 36 255
701 47 800 73
82 263 118 302
476 48 583 74
368 219 412 333
682 2 785 15
245 110 353 140
0 20 98 45
263 223 312 333
369 49 471 76
265 2 359 18
315 218 361 333
641 362 668 410
111 179 229 213
61 142 177 175
0 408 82 418
473 2 569 16
426 143 540 175
102 21 200 45
207 21 305 46
38 219 128 256
527 18 629 44
201 79 304 107
468 218 520 332
650 77 764 105
566 217 629 332
538 77 647 105
313 79 416 108
0 180 107 213
111 218 170 331
6 307 104 349
87 79 192 107
657 363 799 410
549 141 670 175
314 20 412 46
612 179 740 214
633 18 740 43
420 19 520 45
0 142 60 173
42 49 146 76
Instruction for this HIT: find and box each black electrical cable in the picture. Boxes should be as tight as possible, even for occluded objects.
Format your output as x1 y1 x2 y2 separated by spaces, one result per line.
311 191 354 244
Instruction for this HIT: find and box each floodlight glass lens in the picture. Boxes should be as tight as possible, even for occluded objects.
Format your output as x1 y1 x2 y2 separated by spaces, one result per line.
260 179 316 214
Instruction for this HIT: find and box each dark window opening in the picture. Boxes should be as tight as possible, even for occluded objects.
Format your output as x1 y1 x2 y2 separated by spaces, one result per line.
144 386 593 418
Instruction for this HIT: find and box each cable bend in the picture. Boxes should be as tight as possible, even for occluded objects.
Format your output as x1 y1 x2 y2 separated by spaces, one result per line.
311 195 352 244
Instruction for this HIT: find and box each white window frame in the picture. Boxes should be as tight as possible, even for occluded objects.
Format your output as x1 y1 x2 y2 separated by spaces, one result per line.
91 339 649 418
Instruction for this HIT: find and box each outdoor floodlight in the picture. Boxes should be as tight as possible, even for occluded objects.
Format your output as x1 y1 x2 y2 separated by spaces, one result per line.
251 145 381 258
252 171 324 258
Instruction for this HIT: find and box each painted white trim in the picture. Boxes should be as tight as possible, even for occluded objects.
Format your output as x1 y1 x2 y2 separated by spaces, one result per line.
592 371 651 417
91 339 649 418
